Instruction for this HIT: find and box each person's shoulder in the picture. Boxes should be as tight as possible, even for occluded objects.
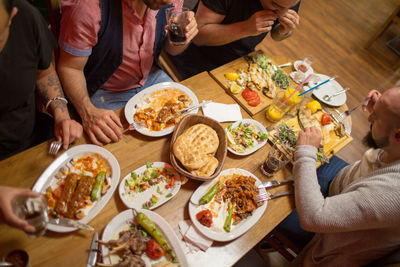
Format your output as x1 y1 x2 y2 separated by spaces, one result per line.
13 0 45 23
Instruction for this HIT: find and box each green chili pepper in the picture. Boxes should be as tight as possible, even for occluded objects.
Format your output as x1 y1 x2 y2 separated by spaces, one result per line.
199 182 223 205
137 212 178 263
223 202 233 232
91 171 106 201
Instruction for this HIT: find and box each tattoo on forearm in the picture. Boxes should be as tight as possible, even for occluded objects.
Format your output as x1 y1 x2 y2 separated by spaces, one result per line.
37 73 66 113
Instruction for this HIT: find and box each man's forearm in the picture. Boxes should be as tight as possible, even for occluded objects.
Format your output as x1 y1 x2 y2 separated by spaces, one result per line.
192 21 249 47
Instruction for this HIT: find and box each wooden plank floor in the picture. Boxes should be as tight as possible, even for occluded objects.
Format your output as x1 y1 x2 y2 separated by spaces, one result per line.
257 0 400 164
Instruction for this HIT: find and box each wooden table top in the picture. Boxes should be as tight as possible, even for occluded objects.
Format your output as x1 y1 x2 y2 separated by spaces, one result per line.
0 71 295 267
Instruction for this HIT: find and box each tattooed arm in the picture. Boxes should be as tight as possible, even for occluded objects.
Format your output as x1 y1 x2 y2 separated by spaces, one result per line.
36 62 83 149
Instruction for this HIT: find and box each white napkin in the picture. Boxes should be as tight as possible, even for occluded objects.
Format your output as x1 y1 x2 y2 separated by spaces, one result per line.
178 220 213 252
202 102 242 122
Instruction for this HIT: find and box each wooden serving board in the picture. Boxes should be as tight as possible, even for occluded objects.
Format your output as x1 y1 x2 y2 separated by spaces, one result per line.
209 50 297 116
266 109 353 166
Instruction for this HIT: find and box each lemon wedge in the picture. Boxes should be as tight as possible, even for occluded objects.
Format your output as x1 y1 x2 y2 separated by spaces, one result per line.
306 100 322 114
266 105 282 122
230 83 242 94
225 72 239 81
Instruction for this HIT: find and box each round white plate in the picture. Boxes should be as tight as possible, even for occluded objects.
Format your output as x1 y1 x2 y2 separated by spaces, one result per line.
189 168 267 242
226 119 268 156
311 74 347 107
32 144 120 233
124 82 199 137
119 162 181 210
101 209 188 267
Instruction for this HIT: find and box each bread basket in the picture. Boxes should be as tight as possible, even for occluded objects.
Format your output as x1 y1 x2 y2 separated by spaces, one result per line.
170 114 227 181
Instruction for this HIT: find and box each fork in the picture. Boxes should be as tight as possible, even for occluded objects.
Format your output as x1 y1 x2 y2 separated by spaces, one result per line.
48 141 62 155
258 179 294 189
337 99 368 122
256 191 294 203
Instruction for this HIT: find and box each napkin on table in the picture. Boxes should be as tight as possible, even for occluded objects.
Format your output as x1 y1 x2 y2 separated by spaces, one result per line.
178 220 213 252
202 102 242 122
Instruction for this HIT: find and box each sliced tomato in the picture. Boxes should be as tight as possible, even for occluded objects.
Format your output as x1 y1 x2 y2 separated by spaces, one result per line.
321 113 332 125
248 96 261 106
242 88 253 100
196 209 213 227
146 238 164 259
246 92 259 101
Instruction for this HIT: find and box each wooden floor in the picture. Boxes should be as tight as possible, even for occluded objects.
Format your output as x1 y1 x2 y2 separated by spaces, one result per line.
258 0 400 164
243 0 399 265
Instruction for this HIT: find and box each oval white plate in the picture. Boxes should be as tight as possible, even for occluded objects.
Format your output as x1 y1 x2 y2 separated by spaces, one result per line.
124 82 199 137
32 144 120 233
189 168 267 242
311 73 346 107
226 119 268 156
101 209 188 267
119 162 181 210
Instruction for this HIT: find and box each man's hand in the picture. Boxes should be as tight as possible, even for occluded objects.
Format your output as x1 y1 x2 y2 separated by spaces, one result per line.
363 89 381 113
81 107 123 146
182 11 199 44
0 186 40 233
54 118 83 150
245 10 277 36
277 9 299 36
297 126 321 148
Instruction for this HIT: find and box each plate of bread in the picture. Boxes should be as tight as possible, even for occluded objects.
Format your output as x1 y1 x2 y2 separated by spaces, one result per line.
125 82 199 137
170 114 227 181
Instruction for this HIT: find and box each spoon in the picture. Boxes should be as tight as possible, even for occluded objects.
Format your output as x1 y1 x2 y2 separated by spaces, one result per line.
323 87 350 102
272 62 292 72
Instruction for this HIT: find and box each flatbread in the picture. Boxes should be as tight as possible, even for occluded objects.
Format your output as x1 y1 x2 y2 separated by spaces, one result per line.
191 155 219 177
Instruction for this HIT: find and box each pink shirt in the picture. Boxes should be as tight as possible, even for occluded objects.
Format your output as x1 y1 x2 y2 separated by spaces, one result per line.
59 0 157 91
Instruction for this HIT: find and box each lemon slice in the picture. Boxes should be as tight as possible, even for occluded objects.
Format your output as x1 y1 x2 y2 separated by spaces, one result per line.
306 100 322 114
230 83 242 94
225 72 239 81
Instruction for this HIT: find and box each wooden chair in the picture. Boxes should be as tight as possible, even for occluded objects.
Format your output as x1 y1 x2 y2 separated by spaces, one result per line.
158 51 182 82
257 229 301 262
365 5 400 48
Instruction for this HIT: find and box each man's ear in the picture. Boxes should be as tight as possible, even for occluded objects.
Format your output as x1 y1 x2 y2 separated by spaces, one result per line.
8 7 18 25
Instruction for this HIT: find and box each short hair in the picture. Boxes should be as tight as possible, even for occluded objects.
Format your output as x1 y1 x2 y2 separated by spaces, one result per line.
1 0 13 15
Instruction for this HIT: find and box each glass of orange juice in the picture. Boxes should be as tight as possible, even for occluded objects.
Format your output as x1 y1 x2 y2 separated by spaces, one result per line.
266 89 302 122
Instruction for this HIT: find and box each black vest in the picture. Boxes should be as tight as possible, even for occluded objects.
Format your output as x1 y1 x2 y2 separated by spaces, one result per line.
84 0 170 95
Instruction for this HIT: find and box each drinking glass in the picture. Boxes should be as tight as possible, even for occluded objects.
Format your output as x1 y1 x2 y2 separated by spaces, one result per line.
12 195 49 237
261 144 292 177
165 7 189 46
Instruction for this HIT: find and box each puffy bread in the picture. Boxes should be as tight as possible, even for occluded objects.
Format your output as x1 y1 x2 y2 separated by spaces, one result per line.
191 155 219 177
173 124 219 170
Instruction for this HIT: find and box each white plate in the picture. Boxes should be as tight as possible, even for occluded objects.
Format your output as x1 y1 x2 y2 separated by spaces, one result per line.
101 209 188 267
124 82 199 137
119 162 181 210
189 168 267 242
32 144 120 233
226 119 268 156
311 74 347 107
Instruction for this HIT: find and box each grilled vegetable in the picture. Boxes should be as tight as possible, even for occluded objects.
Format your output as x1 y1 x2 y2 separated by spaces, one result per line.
91 171 106 201
136 212 178 263
196 209 213 227
199 182 223 205
223 202 233 232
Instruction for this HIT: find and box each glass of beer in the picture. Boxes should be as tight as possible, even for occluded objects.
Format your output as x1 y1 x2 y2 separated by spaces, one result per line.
165 7 189 46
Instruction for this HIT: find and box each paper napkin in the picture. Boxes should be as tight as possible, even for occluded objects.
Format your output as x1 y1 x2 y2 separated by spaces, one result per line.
178 220 213 252
202 102 242 122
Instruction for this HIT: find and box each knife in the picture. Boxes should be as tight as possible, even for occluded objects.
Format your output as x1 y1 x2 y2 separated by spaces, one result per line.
297 110 330 164
49 217 94 231
86 232 98 267
320 104 340 124
258 179 294 189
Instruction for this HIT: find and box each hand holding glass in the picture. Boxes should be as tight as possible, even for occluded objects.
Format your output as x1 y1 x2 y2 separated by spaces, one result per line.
166 7 189 45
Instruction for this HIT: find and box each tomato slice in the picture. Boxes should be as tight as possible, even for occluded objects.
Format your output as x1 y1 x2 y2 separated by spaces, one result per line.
146 238 165 259
196 209 213 227
242 87 254 100
248 95 261 106
246 92 259 101
321 113 332 125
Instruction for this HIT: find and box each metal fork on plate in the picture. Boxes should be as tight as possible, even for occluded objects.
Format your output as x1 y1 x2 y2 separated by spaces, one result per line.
48 141 62 156
256 191 294 203
335 99 368 122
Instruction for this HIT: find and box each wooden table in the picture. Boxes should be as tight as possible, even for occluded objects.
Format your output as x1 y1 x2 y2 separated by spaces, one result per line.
0 72 295 267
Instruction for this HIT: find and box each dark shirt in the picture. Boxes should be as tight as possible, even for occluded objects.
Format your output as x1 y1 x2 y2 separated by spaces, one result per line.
170 0 300 79
0 0 56 160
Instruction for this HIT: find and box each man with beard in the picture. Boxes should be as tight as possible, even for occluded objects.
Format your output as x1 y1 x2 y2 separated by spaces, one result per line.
274 88 400 266
57 0 198 146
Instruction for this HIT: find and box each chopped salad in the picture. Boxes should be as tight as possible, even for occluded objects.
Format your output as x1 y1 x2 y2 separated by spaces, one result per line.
227 122 268 153
123 162 177 209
